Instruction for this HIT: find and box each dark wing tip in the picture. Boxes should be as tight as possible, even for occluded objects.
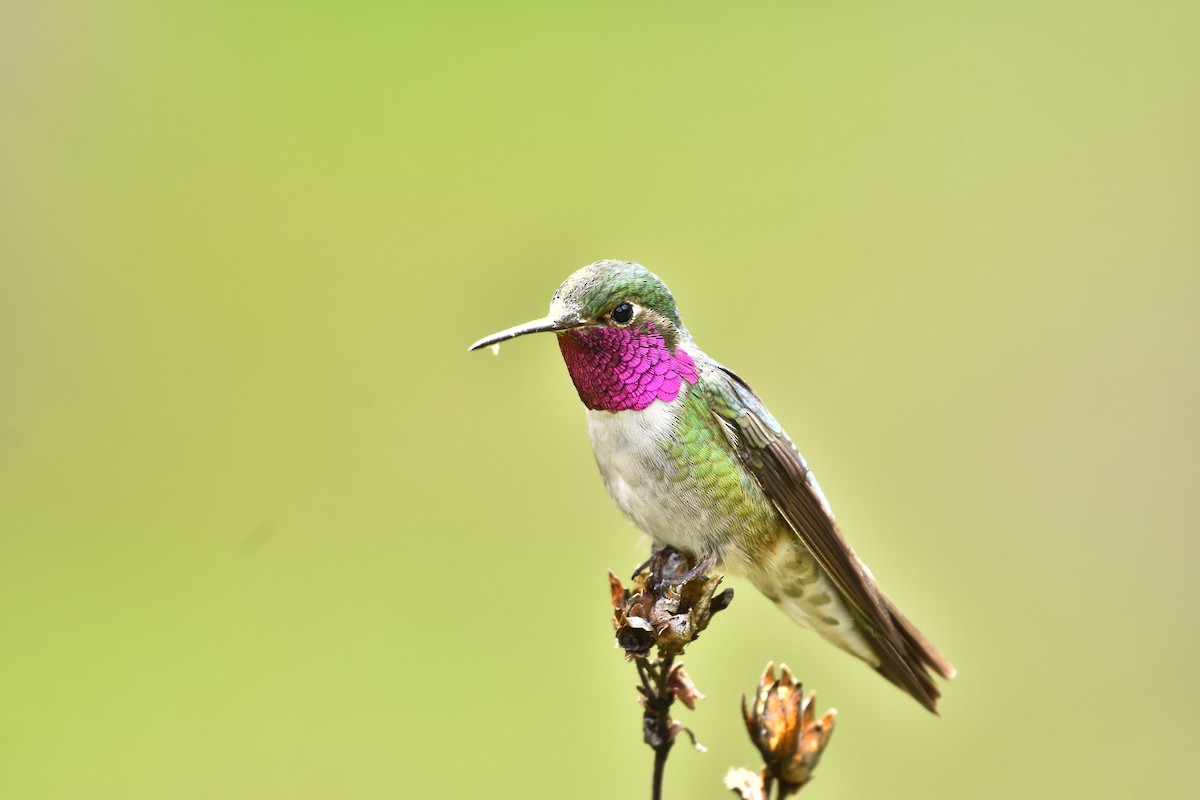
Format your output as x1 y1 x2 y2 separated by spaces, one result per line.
871 596 955 714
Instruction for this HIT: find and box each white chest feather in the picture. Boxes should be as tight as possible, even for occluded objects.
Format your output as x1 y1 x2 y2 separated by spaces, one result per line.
585 399 698 549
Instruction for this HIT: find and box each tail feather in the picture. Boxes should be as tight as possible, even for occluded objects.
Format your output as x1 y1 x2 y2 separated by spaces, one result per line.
867 595 955 714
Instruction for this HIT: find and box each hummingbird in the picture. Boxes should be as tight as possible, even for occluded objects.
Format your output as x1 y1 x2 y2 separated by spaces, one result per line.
469 261 954 712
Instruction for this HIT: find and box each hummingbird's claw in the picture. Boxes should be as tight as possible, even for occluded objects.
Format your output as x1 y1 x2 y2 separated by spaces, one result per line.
651 551 719 592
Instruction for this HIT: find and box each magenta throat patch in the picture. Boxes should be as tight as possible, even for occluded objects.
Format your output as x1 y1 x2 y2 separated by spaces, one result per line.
557 324 699 412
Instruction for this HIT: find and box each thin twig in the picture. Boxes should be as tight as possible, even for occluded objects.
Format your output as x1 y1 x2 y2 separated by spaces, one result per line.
643 653 676 800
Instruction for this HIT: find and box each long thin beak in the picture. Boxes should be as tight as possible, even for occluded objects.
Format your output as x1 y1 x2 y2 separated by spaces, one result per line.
467 313 582 352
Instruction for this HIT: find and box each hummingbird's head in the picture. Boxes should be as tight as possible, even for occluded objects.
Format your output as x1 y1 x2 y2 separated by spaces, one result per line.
469 260 699 411
547 260 690 346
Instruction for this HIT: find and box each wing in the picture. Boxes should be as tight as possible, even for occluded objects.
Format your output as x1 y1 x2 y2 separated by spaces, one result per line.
700 363 955 712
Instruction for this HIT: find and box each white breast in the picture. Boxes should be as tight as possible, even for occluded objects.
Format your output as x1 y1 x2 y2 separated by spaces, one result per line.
585 398 714 554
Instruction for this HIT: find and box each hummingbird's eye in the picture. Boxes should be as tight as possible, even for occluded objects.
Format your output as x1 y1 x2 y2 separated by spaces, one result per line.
611 302 634 324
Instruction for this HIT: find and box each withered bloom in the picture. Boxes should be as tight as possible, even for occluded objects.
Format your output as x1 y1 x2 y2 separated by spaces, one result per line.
741 663 836 796
724 766 766 800
609 548 734 658
665 663 703 711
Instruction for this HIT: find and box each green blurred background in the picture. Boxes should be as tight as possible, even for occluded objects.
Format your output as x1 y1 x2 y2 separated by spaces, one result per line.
2 1 1197 797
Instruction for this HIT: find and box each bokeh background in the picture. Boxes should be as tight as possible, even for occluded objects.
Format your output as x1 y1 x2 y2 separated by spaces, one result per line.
3 2 1197 797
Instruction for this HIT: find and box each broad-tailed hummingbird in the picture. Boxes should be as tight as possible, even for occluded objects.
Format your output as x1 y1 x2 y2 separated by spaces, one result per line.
470 261 954 712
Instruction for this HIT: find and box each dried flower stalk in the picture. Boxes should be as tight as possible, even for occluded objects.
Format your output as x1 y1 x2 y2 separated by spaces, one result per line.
609 547 734 800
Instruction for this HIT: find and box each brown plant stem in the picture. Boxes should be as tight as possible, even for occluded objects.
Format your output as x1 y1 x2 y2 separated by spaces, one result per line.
636 653 677 800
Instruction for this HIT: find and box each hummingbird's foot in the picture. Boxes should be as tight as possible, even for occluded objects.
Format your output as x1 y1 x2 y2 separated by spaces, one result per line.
632 548 688 582
672 551 719 585
651 550 719 591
